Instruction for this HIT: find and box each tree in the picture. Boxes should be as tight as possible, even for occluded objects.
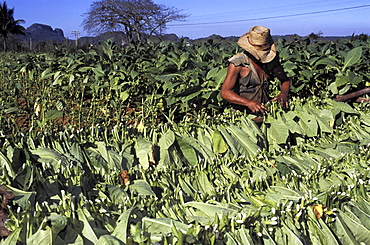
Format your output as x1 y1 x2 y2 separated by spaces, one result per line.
82 0 188 44
0 1 26 51
308 31 323 43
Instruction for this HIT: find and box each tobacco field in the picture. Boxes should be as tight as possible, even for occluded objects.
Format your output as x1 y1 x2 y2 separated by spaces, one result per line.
0 36 369 244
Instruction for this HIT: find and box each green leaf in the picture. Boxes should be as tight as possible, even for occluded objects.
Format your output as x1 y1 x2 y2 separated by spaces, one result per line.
158 130 175 150
41 67 53 79
307 145 342 159
111 208 134 243
206 67 220 80
119 91 129 102
26 214 67 245
195 171 215 195
6 186 36 210
284 111 303 134
31 147 68 172
212 129 228 153
142 217 189 234
95 141 110 164
328 82 339 94
95 235 124 245
218 126 239 155
134 137 152 170
335 75 349 87
346 202 370 230
26 227 53 245
48 213 67 235
267 117 289 144
45 110 63 121
339 211 370 244
178 177 195 196
329 100 358 114
235 227 254 245
307 108 334 133
1 227 21 245
221 164 238 182
295 107 318 137
184 202 239 218
227 125 260 156
315 57 337 67
0 151 15 178
225 228 254 245
281 222 305 245
3 107 19 114
176 135 198 165
77 208 99 244
332 213 360 245
62 226 84 244
260 223 277 245
342 46 362 71
225 232 240 245
129 179 155 196
107 185 128 204
307 208 340 245
270 186 304 199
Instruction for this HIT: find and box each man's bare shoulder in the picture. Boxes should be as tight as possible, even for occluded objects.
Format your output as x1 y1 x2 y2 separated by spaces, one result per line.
228 52 250 66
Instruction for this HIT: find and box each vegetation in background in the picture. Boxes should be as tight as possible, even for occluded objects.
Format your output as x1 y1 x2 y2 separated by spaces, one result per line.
82 0 189 44
0 36 369 244
0 1 25 51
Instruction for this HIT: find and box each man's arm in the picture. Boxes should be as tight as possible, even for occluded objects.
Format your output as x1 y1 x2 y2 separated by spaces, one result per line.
221 64 268 114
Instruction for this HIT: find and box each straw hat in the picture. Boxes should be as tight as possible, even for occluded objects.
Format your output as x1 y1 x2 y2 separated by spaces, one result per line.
237 26 276 63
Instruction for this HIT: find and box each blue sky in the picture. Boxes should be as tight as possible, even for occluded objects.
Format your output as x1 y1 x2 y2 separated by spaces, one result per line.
7 0 370 40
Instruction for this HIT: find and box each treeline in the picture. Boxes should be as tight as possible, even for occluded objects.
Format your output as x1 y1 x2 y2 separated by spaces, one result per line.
0 36 88 53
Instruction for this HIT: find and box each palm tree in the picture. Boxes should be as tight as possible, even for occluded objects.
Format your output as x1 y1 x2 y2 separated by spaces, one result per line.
0 1 26 51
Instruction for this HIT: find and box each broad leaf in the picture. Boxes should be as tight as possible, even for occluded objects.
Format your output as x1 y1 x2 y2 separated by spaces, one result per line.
212 129 228 154
95 235 124 245
184 202 239 218
77 209 98 244
158 130 175 150
342 46 362 71
129 179 155 196
176 136 198 165
111 208 135 243
134 137 152 170
142 217 189 234
266 117 289 144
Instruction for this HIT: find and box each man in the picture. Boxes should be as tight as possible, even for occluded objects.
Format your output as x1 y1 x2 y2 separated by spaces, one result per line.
221 26 290 116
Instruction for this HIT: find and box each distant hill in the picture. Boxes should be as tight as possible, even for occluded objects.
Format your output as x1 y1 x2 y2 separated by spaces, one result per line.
16 23 66 42
15 23 353 45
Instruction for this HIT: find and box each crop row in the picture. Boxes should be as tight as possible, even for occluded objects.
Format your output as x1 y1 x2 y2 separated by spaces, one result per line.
0 37 369 244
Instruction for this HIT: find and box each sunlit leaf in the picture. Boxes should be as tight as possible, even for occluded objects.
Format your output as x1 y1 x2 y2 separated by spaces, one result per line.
129 179 155 196
212 129 228 154
111 208 135 243
134 137 152 170
342 46 362 71
95 235 124 245
184 202 239 218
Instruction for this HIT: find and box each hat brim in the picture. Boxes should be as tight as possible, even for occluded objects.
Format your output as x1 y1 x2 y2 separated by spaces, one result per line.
237 33 276 63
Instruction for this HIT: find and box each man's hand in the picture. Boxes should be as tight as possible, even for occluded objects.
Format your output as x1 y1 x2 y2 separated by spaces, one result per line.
271 93 289 109
246 100 269 114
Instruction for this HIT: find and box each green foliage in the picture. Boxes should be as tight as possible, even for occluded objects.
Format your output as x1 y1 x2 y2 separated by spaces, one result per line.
0 37 369 244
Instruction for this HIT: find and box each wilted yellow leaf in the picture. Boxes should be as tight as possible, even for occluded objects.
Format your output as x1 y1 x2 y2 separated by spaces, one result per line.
313 204 325 219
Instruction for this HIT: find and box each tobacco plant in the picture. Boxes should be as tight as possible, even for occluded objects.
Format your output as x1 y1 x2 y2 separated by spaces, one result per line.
0 36 369 244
